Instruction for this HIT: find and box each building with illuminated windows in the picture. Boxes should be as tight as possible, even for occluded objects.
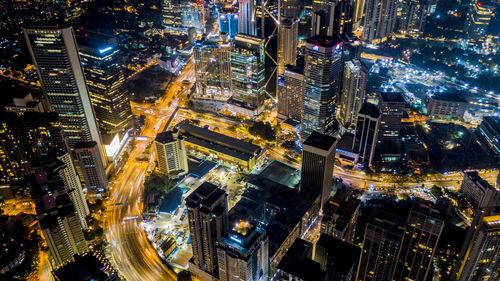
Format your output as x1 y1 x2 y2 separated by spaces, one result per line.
277 17 298 75
353 102 380 167
478 116 500 155
301 35 342 140
154 130 188 178
186 182 228 281
74 141 107 193
398 0 431 35
78 32 132 140
23 25 107 189
182 1 206 34
218 7 239 40
378 92 405 141
362 0 397 43
238 0 256 36
162 0 183 30
465 0 495 44
229 34 266 116
339 59 367 129
193 37 232 108
277 63 304 122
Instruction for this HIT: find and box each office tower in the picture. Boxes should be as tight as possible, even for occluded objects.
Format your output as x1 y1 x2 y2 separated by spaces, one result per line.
301 132 337 209
362 0 397 43
238 0 257 36
78 32 132 138
378 92 405 141
23 26 107 178
162 0 183 29
354 0 366 30
193 38 232 101
29 159 88 266
218 7 239 39
313 234 361 280
393 200 445 281
154 130 188 178
357 210 404 281
479 116 500 155
277 63 304 122
311 0 354 38
339 59 367 129
335 0 355 37
74 142 107 192
0 111 66 184
230 34 266 115
398 0 430 35
460 171 500 210
321 189 360 243
453 180 500 281
465 0 495 43
277 17 298 75
217 220 268 281
301 36 342 140
182 1 206 34
186 182 228 279
353 103 380 167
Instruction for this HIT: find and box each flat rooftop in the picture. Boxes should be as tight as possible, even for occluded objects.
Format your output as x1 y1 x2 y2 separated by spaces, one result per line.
380 92 405 103
303 132 337 151
431 92 467 103
358 102 381 118
256 160 300 189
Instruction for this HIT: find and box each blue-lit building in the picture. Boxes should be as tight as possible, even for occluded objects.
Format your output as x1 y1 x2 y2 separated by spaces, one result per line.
301 35 342 141
218 7 239 39
479 116 500 155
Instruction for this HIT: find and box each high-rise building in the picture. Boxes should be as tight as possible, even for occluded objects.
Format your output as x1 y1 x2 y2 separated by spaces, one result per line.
182 1 206 34
453 185 500 281
301 36 342 140
29 158 88 266
78 32 132 138
357 210 404 281
362 0 397 43
238 0 257 36
0 111 66 184
218 7 239 40
217 220 268 281
277 17 298 75
277 63 304 122
478 116 500 155
398 0 430 35
186 182 228 279
154 130 188 178
339 59 367 129
354 0 366 31
353 103 380 167
162 0 183 29
230 34 266 115
193 38 232 101
465 0 495 44
393 200 445 281
311 0 354 38
279 0 299 18
23 25 107 184
460 171 500 210
301 132 337 209
378 92 405 141
74 142 107 193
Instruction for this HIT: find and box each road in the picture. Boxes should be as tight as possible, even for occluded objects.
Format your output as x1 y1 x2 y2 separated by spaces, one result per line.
105 59 194 281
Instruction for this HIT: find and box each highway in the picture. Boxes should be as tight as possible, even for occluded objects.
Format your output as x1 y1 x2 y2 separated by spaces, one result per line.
104 59 194 281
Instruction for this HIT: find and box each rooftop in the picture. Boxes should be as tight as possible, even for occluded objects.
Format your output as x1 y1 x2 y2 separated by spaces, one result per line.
314 234 361 276
185 182 225 209
53 252 115 281
380 92 405 103
483 116 500 133
155 131 175 144
255 160 301 189
277 238 325 281
431 92 467 103
303 132 337 151
358 102 381 118
306 35 341 48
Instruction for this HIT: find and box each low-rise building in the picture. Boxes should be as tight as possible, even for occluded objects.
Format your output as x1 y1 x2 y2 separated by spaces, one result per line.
321 189 360 243
426 93 468 119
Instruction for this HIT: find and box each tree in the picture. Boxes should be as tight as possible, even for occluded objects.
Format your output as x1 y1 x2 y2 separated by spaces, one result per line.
249 121 276 141
143 171 174 199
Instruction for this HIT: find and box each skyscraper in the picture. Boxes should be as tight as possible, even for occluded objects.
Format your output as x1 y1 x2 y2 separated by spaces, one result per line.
78 31 132 138
154 130 188 178
339 59 367 129
277 63 304 122
311 0 354 38
362 0 397 43
378 92 406 141
393 200 444 281
74 141 107 193
218 7 239 40
23 25 107 188
193 38 232 101
460 171 500 210
301 132 337 208
217 220 269 281
162 0 183 29
238 0 257 36
301 35 342 140
357 210 404 281
398 0 430 35
230 34 266 115
277 17 298 75
353 102 380 167
186 182 228 279
29 157 88 266
465 0 495 44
